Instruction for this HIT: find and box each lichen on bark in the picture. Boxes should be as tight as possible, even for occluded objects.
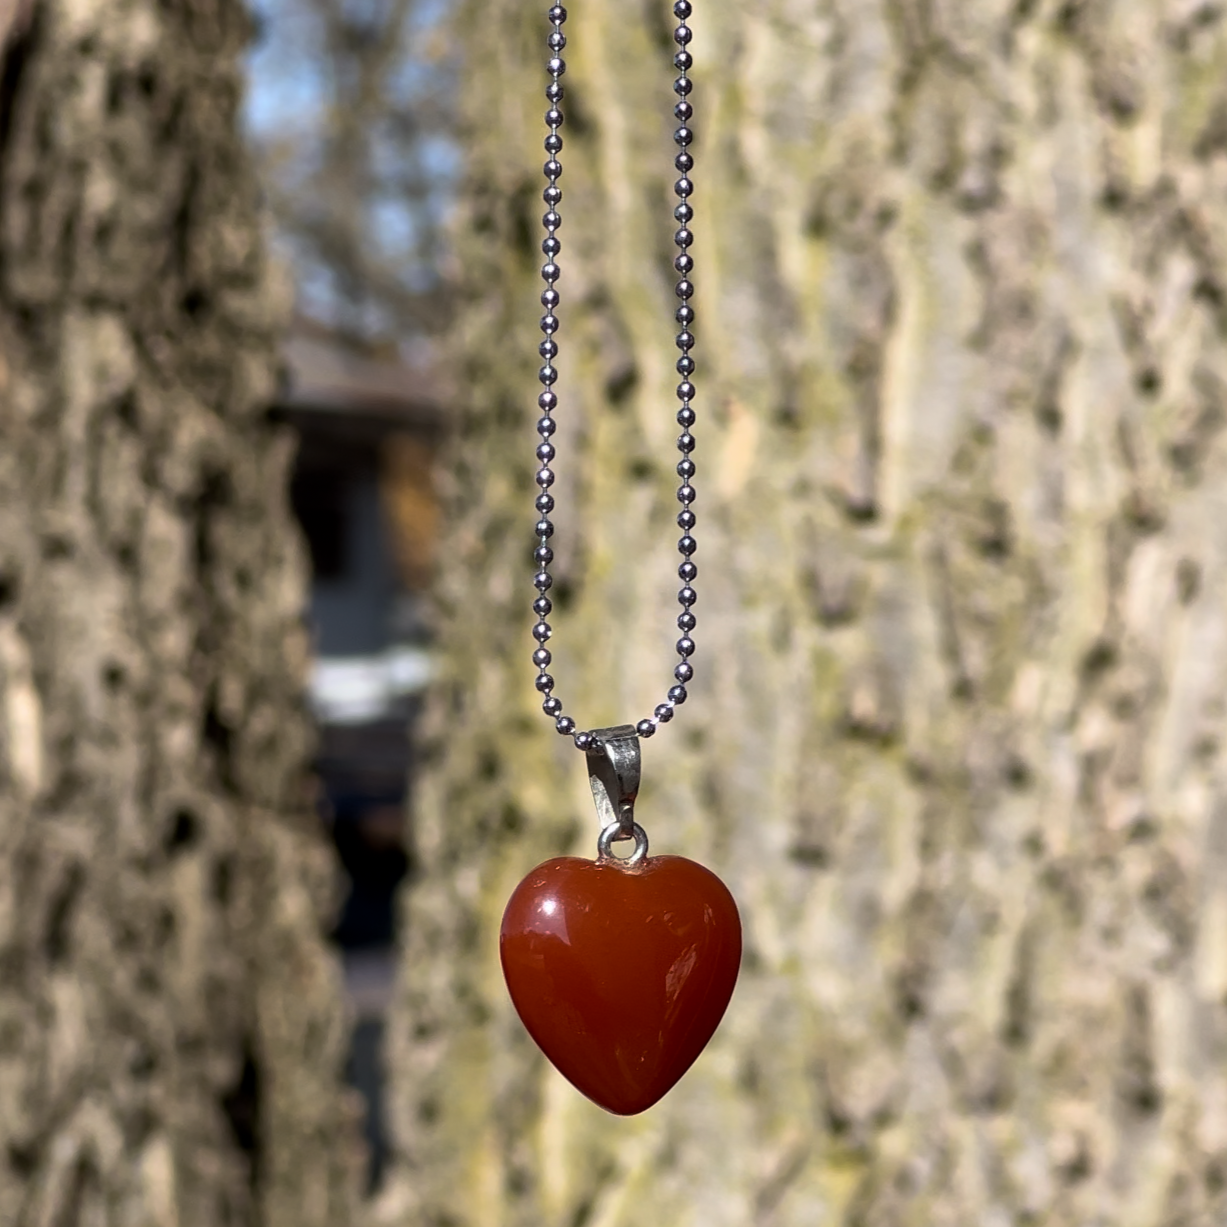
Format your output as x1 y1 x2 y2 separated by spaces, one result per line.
381 1 1227 1224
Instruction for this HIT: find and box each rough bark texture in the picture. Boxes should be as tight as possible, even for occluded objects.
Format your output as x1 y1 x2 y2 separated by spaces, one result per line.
381 1 1227 1224
0 2 360 1223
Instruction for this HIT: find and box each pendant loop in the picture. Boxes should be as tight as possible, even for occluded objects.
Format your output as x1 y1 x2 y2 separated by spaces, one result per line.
597 820 649 866
586 724 641 847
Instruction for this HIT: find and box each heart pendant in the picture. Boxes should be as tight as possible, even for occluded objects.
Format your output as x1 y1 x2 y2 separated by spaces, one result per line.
500 852 741 1115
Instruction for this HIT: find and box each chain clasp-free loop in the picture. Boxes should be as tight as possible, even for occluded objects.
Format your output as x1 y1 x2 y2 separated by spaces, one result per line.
586 725 648 863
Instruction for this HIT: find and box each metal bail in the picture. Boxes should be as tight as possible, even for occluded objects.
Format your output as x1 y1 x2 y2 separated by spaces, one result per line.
586 724 641 841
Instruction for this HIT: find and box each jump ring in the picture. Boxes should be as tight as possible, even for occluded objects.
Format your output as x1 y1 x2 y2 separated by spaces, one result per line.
597 821 649 866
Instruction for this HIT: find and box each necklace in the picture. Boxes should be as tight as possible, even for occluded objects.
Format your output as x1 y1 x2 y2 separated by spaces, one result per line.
499 0 742 1117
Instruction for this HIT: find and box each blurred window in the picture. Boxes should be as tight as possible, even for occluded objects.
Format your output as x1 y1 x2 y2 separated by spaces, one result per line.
292 466 350 580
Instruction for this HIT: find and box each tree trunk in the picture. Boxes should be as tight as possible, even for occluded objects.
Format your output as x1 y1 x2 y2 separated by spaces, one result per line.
382 1 1227 1224
0 2 359 1223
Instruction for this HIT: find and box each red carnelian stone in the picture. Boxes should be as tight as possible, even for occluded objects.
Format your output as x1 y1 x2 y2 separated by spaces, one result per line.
500 854 741 1115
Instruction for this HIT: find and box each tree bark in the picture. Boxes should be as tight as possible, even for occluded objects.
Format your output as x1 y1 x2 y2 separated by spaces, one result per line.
0 1 360 1223
382 1 1227 1224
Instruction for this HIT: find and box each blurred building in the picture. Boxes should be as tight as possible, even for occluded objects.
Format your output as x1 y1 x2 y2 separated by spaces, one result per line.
275 319 446 1188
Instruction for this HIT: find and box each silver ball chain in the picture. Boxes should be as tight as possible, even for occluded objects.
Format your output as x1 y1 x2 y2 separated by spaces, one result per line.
530 0 698 752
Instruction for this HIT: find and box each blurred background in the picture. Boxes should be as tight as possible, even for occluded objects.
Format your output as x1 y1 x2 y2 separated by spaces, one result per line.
246 0 459 1188
5 1 1227 1225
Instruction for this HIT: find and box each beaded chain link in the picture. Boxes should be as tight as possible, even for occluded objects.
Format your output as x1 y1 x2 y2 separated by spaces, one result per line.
529 0 698 751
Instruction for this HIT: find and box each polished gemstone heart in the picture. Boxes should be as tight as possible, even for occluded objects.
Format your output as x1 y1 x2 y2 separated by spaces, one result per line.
500 854 741 1115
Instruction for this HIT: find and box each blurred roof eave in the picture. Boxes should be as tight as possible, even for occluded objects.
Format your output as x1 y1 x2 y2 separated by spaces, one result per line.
275 315 450 437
